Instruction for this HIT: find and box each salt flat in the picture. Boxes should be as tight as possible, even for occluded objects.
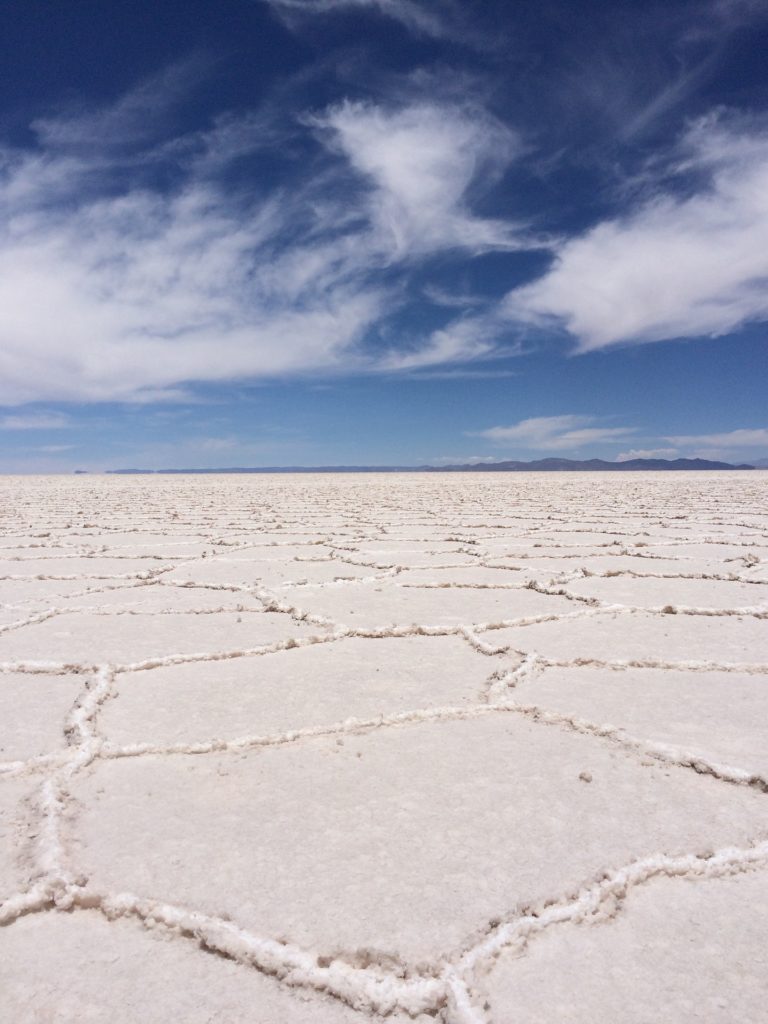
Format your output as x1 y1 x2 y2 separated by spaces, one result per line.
0 471 767 1023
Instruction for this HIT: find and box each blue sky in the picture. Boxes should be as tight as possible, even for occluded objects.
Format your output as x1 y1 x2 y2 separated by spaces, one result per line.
0 0 767 470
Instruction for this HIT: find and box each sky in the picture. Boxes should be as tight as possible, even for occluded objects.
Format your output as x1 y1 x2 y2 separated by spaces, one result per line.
0 0 767 470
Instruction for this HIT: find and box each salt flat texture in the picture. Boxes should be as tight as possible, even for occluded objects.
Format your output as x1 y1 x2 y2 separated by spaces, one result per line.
0 471 767 1023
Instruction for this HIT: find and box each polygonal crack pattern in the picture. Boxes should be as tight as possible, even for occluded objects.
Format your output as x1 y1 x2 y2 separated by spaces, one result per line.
0 472 767 1023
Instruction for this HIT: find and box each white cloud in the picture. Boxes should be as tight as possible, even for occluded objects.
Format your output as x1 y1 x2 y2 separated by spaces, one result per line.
470 415 636 450
506 115 768 349
30 60 205 153
616 431 768 463
0 413 69 430
0 82 524 405
709 0 768 29
195 437 239 452
686 449 734 462
616 447 679 461
422 284 486 309
400 367 518 380
315 100 522 259
0 153 381 404
664 428 768 447
263 0 458 40
379 317 498 371
430 454 501 465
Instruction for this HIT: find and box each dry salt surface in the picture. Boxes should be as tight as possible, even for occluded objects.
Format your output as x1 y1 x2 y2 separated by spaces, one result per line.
1 472 767 1024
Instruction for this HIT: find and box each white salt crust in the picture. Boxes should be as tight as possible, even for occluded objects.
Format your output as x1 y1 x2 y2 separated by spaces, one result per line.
1 470 767 1022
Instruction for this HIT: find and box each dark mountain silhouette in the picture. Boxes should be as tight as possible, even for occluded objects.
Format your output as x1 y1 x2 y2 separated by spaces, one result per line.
107 457 754 473
433 457 754 471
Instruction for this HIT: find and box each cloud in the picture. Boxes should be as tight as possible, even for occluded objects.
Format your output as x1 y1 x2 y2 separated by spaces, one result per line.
379 317 499 371
262 0 461 41
685 448 735 462
0 78 526 405
398 368 519 380
506 115 768 350
470 415 636 450
30 59 207 154
430 454 501 465
314 100 523 258
195 437 239 452
707 0 768 31
379 298 530 372
616 447 679 461
664 428 768 447
617 430 768 463
0 413 70 429
618 52 722 142
422 284 486 309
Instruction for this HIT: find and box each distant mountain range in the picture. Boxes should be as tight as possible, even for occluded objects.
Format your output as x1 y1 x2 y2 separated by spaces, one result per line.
428 457 757 472
106 457 757 473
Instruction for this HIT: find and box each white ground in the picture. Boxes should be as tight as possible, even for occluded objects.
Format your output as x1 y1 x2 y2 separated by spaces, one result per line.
0 471 767 1023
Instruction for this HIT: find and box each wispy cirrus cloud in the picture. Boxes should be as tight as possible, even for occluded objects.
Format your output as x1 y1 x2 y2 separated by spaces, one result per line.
470 415 636 450
195 437 239 452
0 74 527 406
30 59 208 154
429 454 501 465
262 0 464 41
663 427 768 447
378 316 504 371
616 447 679 461
0 413 70 430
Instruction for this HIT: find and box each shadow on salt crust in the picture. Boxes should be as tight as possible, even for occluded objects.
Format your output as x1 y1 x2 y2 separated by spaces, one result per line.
101 635 505 747
483 871 768 1023
73 715 764 962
